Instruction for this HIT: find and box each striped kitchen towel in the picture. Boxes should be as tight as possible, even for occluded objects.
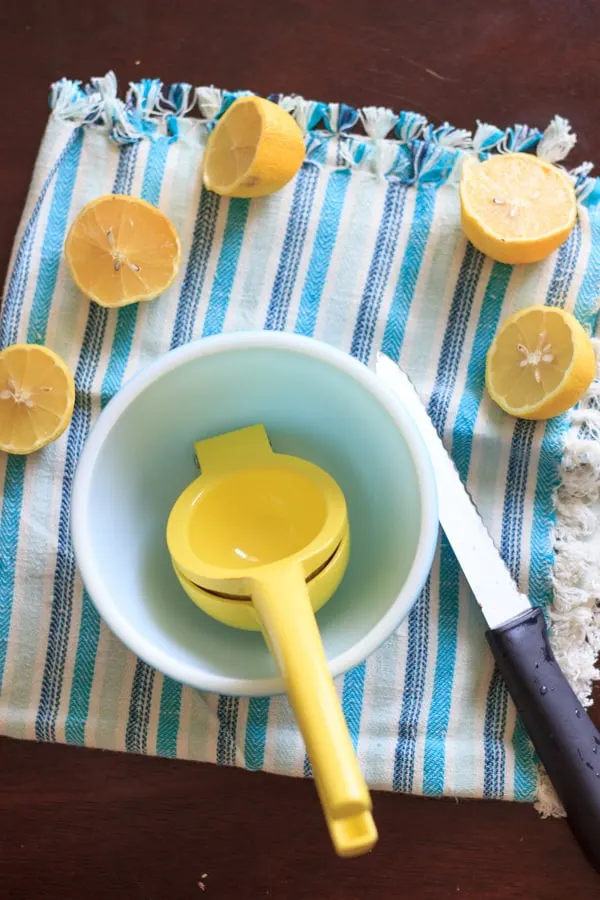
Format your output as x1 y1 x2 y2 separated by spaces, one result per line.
1 72 599 808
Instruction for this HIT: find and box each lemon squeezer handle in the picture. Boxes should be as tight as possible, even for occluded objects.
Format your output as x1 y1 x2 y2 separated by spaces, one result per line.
252 564 377 857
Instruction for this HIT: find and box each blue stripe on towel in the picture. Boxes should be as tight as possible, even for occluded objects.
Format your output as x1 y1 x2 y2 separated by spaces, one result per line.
202 199 251 336
66 138 171 747
485 222 581 799
265 161 324 333
422 246 486 793
0 131 85 693
244 697 270 770
350 183 408 363
381 184 438 361
393 581 430 792
217 695 239 765
36 143 139 742
295 169 351 336
394 243 485 793
170 189 220 348
1 129 84 349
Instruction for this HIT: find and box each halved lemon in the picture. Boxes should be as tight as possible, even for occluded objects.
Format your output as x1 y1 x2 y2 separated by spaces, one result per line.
65 195 181 308
460 154 577 264
485 306 596 420
0 344 75 454
203 96 305 198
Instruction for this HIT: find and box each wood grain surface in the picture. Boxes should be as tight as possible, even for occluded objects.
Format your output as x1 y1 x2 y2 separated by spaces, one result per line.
1 1 599 897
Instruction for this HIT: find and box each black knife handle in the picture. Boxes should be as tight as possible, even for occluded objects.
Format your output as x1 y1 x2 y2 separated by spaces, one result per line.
486 607 600 870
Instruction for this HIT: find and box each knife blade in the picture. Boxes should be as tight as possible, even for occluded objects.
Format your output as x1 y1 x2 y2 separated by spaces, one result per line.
376 351 600 872
376 352 528 629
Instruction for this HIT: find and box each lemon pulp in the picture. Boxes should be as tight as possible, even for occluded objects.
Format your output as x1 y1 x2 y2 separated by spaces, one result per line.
485 306 595 420
460 154 576 264
0 344 75 454
65 195 181 308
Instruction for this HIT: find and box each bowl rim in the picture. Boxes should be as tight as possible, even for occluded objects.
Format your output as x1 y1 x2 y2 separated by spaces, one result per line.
71 331 439 696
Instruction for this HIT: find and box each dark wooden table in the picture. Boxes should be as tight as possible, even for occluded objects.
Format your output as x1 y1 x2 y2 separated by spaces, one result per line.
1 1 600 897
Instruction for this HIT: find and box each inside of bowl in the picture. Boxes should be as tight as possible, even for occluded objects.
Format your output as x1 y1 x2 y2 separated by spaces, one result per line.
83 344 425 689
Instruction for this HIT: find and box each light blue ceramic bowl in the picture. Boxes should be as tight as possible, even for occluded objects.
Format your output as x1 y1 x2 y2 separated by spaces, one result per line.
72 332 438 696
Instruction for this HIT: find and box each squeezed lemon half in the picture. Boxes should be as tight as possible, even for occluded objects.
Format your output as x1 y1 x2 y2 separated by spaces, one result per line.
65 195 181 308
203 96 305 198
485 306 595 420
460 154 577 264
0 344 75 454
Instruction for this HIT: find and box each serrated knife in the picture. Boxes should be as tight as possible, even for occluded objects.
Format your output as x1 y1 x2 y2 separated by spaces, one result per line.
376 351 600 871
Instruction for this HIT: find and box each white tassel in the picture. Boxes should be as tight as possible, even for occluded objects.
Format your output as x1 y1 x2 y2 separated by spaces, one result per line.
126 80 163 119
279 96 315 133
535 340 600 818
195 86 223 121
51 79 103 123
434 127 472 149
92 71 118 113
90 72 142 141
360 106 398 140
472 122 502 152
336 136 356 167
537 116 577 163
535 770 567 819
326 103 341 133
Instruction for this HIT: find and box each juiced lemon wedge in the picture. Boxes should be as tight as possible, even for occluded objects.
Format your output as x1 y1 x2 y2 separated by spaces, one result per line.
0 344 75 454
65 195 181 308
460 154 576 264
203 96 305 198
486 306 595 420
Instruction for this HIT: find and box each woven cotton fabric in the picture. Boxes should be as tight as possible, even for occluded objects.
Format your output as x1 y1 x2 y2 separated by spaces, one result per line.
1 73 599 803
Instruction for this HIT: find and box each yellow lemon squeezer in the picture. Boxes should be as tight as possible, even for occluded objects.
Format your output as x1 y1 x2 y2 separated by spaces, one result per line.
167 425 377 857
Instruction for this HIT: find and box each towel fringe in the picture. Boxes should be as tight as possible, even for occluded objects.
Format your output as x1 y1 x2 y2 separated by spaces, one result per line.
48 72 599 200
535 339 600 818
537 116 578 164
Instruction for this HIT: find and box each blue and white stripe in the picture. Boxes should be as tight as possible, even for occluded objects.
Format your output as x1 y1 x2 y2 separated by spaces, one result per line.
1 78 599 805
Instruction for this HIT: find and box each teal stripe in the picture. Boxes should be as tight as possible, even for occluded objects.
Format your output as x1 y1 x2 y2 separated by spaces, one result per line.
433 262 512 796
512 717 537 801
63 589 101 744
244 697 270 769
0 456 27 689
422 535 460 795
154 181 250 761
37 145 138 745
1 130 83 348
0 130 84 693
381 184 438 360
202 199 251 336
527 220 585 616
141 139 171 207
422 261 512 795
529 417 565 608
320 178 381 347
27 129 85 344
295 170 350 336
575 208 600 324
342 663 366 750
65 138 170 745
452 262 512 480
100 137 171 407
517 219 593 798
155 677 183 756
